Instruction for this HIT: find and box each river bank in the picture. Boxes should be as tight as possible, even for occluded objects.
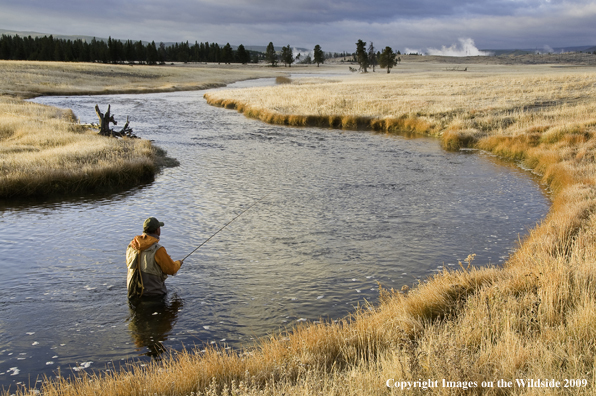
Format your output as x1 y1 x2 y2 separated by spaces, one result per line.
0 96 164 198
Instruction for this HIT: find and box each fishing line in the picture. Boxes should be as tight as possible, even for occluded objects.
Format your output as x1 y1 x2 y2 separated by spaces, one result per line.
182 191 273 262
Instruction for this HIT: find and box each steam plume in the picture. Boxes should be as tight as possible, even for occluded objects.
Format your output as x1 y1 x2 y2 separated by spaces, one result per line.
426 38 491 57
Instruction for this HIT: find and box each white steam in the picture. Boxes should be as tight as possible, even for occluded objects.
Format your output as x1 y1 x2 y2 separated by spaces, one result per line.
426 38 491 57
293 48 312 61
536 45 570 54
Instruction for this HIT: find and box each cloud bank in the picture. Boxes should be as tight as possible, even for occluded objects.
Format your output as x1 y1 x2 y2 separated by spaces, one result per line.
0 0 595 51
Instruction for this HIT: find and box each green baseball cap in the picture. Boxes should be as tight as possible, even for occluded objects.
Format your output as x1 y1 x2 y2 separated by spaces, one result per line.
143 217 164 233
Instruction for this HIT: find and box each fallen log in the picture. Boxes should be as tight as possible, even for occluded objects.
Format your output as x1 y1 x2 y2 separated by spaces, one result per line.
94 105 139 138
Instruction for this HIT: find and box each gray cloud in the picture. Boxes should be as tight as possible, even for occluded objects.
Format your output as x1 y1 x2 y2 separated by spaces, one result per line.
0 0 594 51
0 0 582 24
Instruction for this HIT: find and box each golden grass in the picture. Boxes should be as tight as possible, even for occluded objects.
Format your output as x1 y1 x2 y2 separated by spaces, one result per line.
205 64 596 134
0 96 158 197
7 62 596 395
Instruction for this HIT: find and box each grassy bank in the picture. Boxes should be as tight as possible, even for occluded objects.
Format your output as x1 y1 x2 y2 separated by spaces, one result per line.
4 63 596 395
0 96 162 198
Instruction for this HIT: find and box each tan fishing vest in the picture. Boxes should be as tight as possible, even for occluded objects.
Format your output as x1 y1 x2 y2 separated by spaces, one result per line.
126 242 167 288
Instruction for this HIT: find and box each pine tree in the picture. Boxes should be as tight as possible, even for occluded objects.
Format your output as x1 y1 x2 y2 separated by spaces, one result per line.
222 43 233 64
40 35 54 61
158 42 166 64
281 45 294 67
368 42 376 72
313 44 324 67
379 46 397 73
236 44 249 64
134 40 145 63
147 41 158 65
266 42 277 66
355 39 368 72
0 35 11 59
124 40 135 63
208 43 220 63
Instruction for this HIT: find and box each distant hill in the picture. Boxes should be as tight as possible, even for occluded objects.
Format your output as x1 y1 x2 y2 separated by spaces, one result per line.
0 28 108 43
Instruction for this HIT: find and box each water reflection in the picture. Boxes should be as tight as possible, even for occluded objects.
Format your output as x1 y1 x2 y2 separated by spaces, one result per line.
127 294 184 358
0 182 153 212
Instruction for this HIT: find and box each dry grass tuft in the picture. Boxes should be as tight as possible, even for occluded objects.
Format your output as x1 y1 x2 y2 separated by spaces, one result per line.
441 130 477 151
275 76 292 84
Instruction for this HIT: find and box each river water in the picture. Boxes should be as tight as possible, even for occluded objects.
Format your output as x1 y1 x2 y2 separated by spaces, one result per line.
0 77 550 387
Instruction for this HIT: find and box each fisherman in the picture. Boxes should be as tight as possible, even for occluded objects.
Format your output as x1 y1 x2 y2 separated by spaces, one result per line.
126 217 183 299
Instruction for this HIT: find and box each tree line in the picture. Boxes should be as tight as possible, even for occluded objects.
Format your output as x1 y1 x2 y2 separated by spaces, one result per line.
0 34 260 64
0 34 340 66
0 34 403 72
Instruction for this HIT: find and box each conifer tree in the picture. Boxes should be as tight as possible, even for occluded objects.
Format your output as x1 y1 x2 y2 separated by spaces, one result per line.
266 42 277 66
236 44 249 64
281 45 294 67
313 44 324 66
355 39 368 72
158 42 166 64
222 43 233 64
379 46 397 73
134 40 145 63
368 42 376 72
146 41 158 65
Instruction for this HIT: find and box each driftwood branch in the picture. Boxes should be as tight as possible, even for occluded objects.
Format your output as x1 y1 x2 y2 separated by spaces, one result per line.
94 105 138 138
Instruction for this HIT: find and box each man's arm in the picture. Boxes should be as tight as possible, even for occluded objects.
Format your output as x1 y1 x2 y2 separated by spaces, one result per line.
154 246 182 275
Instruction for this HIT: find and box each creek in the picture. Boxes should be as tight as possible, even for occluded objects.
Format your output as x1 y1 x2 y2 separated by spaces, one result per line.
0 77 550 387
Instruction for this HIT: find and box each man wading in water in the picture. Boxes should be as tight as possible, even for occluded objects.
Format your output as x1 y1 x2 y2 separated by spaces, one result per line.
126 217 183 299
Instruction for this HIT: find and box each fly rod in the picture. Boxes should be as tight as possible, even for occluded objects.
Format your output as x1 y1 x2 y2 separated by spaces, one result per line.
182 191 272 261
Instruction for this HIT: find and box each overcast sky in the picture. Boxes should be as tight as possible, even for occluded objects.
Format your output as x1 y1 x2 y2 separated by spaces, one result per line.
1 0 595 53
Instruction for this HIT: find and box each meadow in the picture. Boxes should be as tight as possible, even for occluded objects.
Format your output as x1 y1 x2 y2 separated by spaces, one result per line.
0 61 281 198
0 60 282 98
4 60 596 394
